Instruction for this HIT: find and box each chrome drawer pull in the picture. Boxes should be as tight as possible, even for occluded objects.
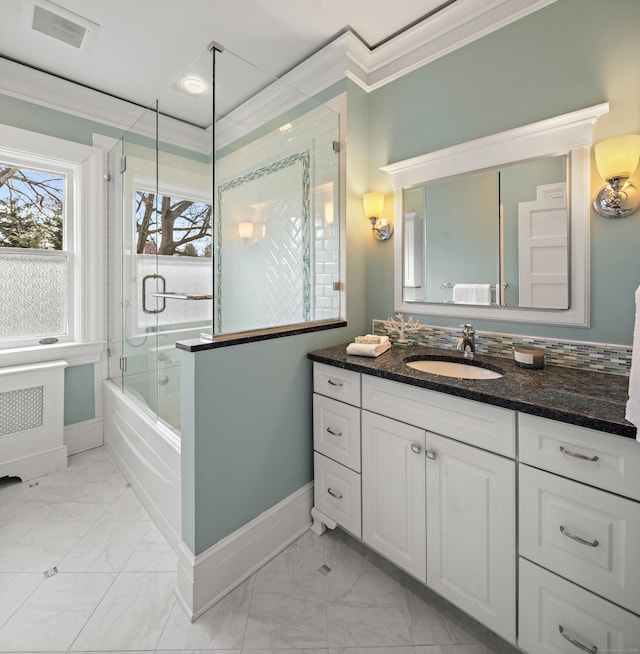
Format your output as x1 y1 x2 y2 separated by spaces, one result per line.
559 625 597 653
327 487 343 500
560 525 599 548
559 445 599 462
426 450 437 460
411 443 422 454
326 427 342 437
327 379 343 387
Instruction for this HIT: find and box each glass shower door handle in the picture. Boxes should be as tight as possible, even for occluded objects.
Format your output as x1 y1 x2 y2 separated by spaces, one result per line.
142 274 166 314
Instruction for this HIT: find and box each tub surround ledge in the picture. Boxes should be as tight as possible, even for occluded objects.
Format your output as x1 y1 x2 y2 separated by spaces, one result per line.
308 343 635 439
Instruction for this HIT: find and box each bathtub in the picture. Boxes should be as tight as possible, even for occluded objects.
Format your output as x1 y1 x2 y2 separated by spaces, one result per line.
103 379 181 549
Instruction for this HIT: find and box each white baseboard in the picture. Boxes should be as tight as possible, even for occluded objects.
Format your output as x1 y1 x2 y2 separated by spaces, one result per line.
176 481 313 621
64 418 104 455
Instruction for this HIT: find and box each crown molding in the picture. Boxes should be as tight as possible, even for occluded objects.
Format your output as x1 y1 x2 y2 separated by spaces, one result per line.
0 58 211 154
217 0 558 146
0 0 558 151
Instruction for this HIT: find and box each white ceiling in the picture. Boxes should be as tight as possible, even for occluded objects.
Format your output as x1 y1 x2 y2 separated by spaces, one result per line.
0 0 452 126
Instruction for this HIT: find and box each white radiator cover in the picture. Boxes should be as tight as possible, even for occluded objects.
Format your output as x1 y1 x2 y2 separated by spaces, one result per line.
0 360 68 481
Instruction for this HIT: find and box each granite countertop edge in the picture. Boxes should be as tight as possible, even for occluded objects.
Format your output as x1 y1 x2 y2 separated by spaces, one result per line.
308 343 637 440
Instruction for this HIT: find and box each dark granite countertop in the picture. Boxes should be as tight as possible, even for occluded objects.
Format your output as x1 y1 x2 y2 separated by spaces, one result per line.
308 343 636 440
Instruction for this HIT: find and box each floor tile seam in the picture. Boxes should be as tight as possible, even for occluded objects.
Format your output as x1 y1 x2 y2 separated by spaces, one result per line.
0 572 45 633
65 569 121 653
237 575 259 651
149 592 179 653
118 521 166 573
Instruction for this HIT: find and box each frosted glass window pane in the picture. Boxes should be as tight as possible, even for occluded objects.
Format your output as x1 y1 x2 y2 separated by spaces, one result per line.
0 253 68 340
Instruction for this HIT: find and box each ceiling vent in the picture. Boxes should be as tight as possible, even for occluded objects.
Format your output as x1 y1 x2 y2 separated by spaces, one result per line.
29 0 100 50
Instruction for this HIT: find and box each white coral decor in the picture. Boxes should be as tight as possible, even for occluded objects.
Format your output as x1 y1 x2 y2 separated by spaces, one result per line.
381 313 424 344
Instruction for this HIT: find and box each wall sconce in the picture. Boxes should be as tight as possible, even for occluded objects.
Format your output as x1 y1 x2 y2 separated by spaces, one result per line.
238 222 254 240
363 192 393 241
593 134 640 218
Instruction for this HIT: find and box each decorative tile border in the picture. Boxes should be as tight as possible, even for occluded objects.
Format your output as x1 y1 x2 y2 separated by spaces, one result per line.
372 319 632 376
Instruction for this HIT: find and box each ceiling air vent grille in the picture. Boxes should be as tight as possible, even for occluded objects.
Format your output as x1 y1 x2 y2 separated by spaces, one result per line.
30 1 100 50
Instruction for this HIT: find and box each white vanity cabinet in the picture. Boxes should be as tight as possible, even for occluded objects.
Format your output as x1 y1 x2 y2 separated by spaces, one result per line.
311 359 640 652
312 364 517 644
361 411 426 581
311 363 362 538
425 431 516 642
518 414 640 654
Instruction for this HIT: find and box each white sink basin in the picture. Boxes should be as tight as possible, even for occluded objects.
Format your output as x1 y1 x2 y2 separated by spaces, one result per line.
405 358 503 380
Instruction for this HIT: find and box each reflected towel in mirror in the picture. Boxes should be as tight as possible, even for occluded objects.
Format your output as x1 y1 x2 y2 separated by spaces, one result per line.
453 284 491 305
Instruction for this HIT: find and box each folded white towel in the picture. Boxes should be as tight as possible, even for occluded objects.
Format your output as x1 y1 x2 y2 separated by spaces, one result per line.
346 335 391 358
625 286 640 440
453 283 492 305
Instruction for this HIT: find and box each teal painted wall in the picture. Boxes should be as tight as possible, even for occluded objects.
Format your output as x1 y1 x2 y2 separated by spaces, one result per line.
366 0 640 345
182 83 370 555
63 364 95 425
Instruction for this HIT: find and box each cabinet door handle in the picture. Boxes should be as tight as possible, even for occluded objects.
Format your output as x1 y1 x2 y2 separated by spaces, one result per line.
558 625 597 653
426 450 437 460
327 487 343 500
410 443 422 454
326 427 342 437
559 525 599 548
327 379 343 387
559 445 599 462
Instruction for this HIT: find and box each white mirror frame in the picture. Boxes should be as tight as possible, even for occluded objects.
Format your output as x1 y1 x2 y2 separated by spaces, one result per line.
381 102 609 327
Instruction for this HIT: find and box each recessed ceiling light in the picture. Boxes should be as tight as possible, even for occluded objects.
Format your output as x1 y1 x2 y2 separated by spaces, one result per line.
279 123 293 132
181 77 207 95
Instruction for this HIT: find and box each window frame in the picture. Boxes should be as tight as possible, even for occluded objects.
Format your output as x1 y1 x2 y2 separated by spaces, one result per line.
0 124 103 364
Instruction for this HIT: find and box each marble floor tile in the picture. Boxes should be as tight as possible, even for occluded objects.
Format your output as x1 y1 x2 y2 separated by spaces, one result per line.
329 648 415 654
404 587 481 646
157 579 253 650
325 569 414 648
122 523 177 572
0 521 39 553
0 573 42 628
0 571 115 652
0 520 94 572
99 488 151 522
414 646 492 654
70 571 177 651
243 570 329 650
59 521 151 572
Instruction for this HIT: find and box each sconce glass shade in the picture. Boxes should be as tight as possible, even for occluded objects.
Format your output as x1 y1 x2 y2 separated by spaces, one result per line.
363 192 393 241
595 135 640 179
363 192 385 219
238 222 253 239
324 201 334 225
593 135 640 218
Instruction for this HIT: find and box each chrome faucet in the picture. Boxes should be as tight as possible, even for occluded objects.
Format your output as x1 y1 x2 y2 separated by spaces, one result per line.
456 323 476 358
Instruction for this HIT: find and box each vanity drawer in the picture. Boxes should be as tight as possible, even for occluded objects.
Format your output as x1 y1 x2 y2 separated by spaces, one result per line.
361 375 515 457
520 465 640 613
518 413 640 501
313 362 361 407
313 394 361 472
518 558 640 654
314 452 361 537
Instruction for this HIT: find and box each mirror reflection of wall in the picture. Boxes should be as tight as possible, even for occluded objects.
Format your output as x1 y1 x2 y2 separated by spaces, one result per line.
402 154 567 310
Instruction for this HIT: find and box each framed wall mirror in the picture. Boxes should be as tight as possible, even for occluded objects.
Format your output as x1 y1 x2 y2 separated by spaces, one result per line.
382 103 610 327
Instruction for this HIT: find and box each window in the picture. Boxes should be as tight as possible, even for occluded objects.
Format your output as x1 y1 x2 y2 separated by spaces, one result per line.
0 124 102 354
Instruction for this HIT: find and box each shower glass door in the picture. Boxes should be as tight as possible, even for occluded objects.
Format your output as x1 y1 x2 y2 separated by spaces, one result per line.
108 46 214 433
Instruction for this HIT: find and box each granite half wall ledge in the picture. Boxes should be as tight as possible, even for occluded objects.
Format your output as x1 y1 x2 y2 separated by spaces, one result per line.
372 320 632 377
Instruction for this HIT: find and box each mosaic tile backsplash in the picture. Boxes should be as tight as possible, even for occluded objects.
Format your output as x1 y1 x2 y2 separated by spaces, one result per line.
372 319 632 376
